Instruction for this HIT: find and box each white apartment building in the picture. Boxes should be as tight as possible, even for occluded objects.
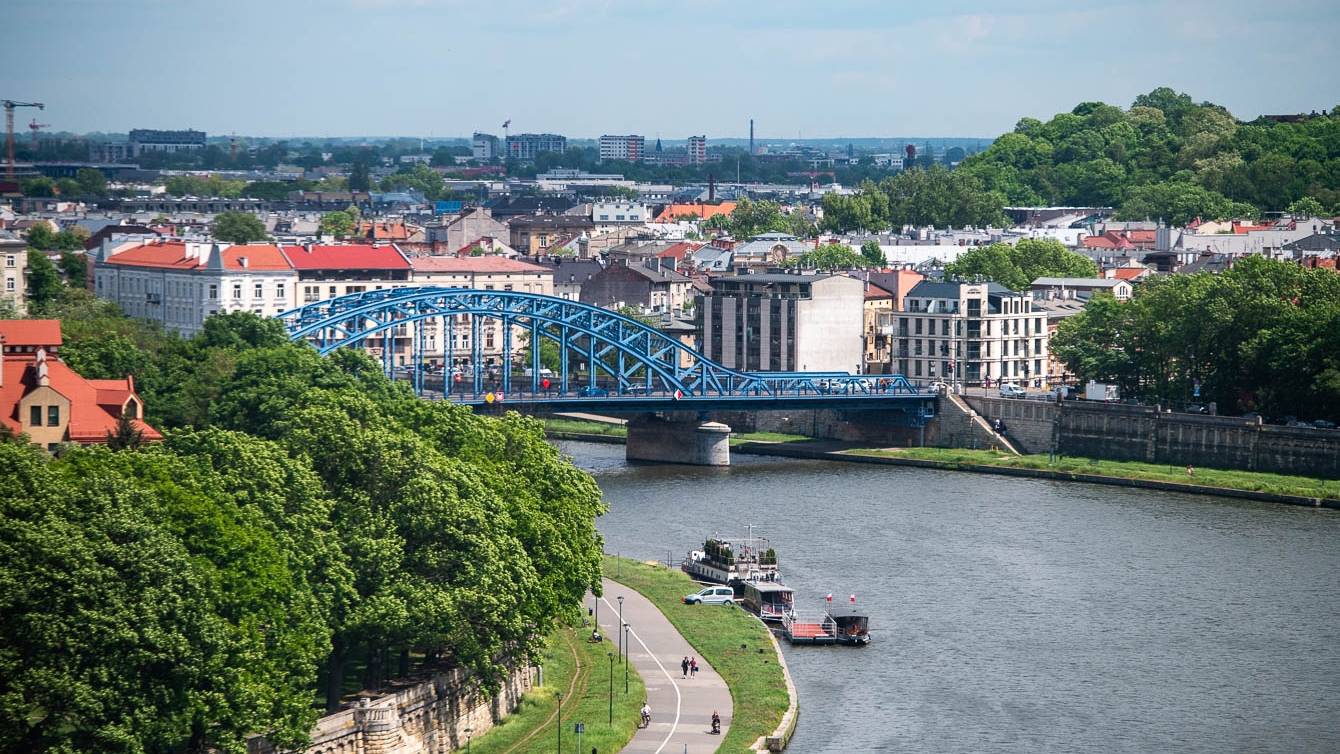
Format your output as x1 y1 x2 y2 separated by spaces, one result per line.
598 135 645 163
687 135 706 165
1 233 28 315
472 132 499 161
592 201 649 231
894 281 1048 386
91 239 297 337
408 256 553 369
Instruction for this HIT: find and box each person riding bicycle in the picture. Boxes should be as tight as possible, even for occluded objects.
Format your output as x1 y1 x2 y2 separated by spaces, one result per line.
640 702 651 727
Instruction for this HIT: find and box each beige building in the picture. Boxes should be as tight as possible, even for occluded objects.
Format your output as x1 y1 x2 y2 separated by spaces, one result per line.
408 256 553 368
896 281 1048 387
1 232 28 315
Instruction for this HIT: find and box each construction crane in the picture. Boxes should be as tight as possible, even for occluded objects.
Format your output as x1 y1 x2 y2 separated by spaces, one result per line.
29 118 51 151
3 99 45 179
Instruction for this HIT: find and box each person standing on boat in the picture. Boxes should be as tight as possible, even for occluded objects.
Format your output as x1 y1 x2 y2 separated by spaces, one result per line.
690 657 698 679
681 656 690 678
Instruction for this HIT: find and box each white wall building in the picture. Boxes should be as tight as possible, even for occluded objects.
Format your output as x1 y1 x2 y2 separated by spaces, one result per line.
91 239 296 337
598 135 645 163
897 280 1048 386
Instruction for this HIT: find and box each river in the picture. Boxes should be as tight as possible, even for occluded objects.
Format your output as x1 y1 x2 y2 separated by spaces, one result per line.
557 441 1340 753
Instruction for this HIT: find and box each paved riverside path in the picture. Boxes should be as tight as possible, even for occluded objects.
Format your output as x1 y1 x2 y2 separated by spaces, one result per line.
586 578 734 754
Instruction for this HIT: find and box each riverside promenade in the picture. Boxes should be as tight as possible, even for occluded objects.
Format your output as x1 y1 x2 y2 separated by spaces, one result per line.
587 578 734 754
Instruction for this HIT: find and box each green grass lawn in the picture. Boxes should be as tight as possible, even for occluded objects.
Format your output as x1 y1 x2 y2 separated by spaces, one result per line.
543 418 628 438
848 446 1339 501
468 622 645 754
602 555 790 754
730 430 812 445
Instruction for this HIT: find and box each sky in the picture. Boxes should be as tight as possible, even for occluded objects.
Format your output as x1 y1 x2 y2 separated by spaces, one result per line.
3 0 1338 142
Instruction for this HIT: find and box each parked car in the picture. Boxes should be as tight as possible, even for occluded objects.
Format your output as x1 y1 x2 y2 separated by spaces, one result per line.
577 385 609 398
1313 419 1337 429
999 384 1027 399
928 381 948 393
682 586 735 605
524 367 555 377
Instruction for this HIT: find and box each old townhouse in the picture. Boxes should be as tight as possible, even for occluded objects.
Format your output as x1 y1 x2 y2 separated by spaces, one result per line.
898 280 1048 387
408 256 553 369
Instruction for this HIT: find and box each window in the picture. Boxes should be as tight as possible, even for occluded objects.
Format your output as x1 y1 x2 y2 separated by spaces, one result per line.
30 405 41 426
254 283 264 298
233 283 242 300
208 283 218 299
47 405 60 426
276 282 286 299
5 255 13 267
124 399 139 419
5 278 12 292
599 215 609 221
328 286 336 297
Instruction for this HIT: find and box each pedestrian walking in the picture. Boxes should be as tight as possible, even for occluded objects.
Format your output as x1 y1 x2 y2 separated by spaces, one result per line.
681 656 689 678
690 657 698 679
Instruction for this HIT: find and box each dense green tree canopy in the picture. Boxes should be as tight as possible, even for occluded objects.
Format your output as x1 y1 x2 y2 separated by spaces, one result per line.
944 238 1099 291
819 166 1006 233
1051 257 1340 420
211 211 268 244
961 88 1340 222
0 309 608 751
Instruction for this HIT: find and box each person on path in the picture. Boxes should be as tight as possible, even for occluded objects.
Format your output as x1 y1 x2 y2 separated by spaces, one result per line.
690 657 698 678
681 656 689 678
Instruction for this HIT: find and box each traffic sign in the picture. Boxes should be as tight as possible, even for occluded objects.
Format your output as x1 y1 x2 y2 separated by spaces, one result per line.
673 389 683 400
485 392 495 403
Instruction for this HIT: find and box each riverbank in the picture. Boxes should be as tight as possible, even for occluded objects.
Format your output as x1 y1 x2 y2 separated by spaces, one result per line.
544 418 1339 510
601 555 795 753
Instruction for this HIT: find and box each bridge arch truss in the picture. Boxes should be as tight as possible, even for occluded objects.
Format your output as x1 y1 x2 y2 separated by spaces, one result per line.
278 287 920 401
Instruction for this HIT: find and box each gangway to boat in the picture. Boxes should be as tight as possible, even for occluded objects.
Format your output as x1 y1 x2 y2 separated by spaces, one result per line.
781 612 837 645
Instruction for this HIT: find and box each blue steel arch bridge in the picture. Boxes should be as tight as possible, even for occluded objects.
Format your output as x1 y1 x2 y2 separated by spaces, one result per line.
277 287 936 421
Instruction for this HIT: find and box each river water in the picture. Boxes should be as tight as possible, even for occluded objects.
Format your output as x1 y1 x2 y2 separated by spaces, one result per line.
556 441 1340 754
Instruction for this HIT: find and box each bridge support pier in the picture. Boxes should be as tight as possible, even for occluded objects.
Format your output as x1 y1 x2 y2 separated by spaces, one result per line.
626 414 732 466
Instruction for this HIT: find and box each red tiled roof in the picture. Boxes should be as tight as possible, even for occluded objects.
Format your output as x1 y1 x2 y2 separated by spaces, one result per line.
0 355 162 443
411 256 548 274
1112 267 1148 280
864 282 894 300
222 244 292 271
653 202 737 223
102 240 202 269
0 319 61 348
280 244 411 270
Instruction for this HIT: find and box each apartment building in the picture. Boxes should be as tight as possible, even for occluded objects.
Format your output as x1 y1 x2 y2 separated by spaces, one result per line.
505 133 567 161
599 135 645 163
91 239 296 337
687 135 706 165
472 132 499 161
894 281 1048 386
696 272 864 373
1 233 27 315
408 256 553 368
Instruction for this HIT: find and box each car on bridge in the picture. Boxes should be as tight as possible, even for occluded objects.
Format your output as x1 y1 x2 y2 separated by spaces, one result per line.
577 385 609 397
999 383 1028 399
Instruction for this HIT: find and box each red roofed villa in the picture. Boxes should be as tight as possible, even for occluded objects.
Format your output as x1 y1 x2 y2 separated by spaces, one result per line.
0 320 162 450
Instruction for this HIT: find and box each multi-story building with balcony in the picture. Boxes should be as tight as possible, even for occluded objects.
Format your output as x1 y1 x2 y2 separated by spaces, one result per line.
892 280 1048 387
598 135 645 163
472 132 499 161
505 133 567 161
687 135 706 165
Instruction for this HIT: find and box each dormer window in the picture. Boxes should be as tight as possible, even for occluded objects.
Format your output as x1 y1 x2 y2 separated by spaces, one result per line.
124 398 140 420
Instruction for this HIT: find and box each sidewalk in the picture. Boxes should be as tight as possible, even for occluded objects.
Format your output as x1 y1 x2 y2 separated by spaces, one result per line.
587 578 734 754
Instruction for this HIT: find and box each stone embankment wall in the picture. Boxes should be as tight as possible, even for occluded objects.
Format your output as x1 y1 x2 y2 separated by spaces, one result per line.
248 664 535 754
957 397 1340 478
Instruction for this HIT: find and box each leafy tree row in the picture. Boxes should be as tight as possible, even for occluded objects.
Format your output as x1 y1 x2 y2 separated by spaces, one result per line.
1051 257 1340 420
943 238 1098 291
2 298 607 752
818 165 1007 233
960 87 1340 224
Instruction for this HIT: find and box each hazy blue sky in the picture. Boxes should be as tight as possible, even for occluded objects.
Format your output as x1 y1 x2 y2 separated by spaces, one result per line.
4 0 1337 141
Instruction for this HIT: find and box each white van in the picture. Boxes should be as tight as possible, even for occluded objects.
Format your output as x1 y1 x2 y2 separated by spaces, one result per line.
682 586 735 605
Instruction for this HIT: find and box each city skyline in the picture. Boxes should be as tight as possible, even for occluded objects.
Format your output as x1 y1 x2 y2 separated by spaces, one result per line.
2 0 1338 140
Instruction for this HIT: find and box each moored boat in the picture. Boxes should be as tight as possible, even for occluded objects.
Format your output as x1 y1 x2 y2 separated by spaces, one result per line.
682 532 781 588
828 606 871 646
741 580 794 624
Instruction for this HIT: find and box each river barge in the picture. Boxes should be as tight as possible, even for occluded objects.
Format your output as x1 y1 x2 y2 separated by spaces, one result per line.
781 612 837 645
828 605 871 646
682 532 781 588
741 580 795 624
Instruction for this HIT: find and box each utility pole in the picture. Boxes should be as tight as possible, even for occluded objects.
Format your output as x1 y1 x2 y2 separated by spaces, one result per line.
3 100 45 179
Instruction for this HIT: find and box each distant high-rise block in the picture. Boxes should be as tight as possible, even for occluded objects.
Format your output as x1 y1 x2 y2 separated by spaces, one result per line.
687 135 706 165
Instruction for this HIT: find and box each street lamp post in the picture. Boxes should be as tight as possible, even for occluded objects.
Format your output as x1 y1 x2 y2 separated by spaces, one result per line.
623 622 630 693
555 691 563 754
607 651 615 725
616 596 624 661
464 727 472 754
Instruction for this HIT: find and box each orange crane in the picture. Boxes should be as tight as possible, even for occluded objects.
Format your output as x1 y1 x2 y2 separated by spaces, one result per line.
29 118 51 151
3 99 45 179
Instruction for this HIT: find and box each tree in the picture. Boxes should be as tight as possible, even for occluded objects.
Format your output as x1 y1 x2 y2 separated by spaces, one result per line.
20 176 54 197
105 411 145 450
25 249 62 313
944 239 1097 291
319 210 356 240
349 160 371 191
212 211 268 244
788 243 867 270
58 251 87 288
25 223 57 250
860 240 885 267
1287 196 1325 217
75 167 108 196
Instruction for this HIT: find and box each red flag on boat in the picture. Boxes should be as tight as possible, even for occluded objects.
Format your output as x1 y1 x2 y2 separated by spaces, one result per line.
826 594 832 602
849 595 856 603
